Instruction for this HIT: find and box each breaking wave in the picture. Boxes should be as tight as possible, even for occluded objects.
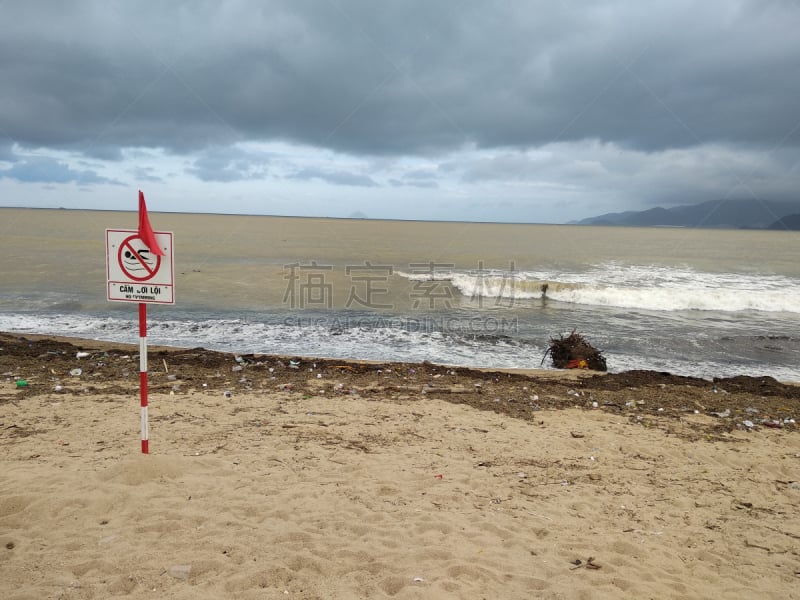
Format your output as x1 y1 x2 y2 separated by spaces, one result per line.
398 263 800 313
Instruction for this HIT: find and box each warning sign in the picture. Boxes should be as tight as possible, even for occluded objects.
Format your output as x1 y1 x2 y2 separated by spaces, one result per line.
106 229 174 304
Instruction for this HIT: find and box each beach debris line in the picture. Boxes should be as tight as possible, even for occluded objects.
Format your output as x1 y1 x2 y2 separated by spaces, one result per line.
2 333 798 444
541 330 607 371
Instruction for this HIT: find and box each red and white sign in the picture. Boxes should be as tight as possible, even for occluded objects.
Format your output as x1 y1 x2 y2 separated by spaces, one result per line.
106 229 174 304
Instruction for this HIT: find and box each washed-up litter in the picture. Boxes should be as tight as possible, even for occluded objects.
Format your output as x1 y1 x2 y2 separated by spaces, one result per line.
570 557 602 570
710 409 730 418
69 368 82 377
76 351 90 359
167 564 191 580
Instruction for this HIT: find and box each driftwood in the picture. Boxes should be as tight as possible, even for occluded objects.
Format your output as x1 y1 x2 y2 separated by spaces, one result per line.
542 330 607 371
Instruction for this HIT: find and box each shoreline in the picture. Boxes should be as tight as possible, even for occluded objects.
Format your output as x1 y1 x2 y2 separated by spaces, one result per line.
4 331 599 382
4 330 799 386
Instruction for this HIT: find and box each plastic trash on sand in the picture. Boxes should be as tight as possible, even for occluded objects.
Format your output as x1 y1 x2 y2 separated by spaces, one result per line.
168 564 191 580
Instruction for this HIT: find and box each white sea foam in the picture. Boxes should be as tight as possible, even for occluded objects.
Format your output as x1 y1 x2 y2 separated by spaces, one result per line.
0 312 542 370
2 310 798 381
394 269 454 282
399 263 800 313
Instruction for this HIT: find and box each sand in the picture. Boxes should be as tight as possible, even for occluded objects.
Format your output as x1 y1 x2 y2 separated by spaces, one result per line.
1 332 799 599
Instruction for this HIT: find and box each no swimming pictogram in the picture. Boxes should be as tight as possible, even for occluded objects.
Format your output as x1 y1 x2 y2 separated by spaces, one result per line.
118 234 162 282
106 229 174 304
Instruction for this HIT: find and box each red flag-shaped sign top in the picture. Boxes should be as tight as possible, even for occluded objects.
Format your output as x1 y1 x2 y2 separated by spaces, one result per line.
138 191 165 257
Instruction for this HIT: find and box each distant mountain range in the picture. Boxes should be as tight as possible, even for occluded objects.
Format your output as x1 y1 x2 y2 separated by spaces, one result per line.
572 199 800 230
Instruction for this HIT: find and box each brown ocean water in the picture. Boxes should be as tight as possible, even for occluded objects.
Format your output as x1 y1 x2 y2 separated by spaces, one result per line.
1 208 799 379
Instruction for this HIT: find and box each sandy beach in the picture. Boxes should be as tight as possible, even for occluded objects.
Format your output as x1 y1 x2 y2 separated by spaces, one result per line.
1 332 799 599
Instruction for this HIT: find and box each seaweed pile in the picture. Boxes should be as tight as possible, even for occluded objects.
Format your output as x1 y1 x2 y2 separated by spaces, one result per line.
543 330 607 371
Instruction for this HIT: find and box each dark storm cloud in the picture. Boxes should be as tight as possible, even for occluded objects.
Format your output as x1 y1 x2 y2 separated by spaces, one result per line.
2 0 799 159
290 167 377 187
455 142 800 206
187 147 270 182
0 142 17 163
0 155 116 185
131 166 163 184
389 168 440 188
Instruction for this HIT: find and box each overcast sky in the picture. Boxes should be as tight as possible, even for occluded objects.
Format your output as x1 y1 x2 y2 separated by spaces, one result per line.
1 0 799 223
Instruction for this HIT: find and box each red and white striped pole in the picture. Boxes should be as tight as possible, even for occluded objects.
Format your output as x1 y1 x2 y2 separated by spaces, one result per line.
139 302 149 454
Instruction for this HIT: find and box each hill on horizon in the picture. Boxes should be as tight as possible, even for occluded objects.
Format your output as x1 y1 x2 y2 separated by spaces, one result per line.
768 213 800 230
573 199 800 229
